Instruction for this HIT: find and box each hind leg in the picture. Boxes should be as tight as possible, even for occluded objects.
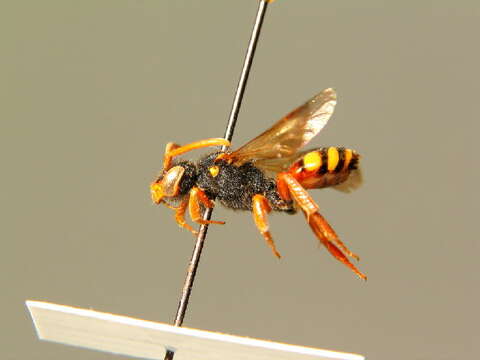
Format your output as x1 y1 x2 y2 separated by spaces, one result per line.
252 194 282 259
308 210 360 261
306 212 365 280
277 172 366 280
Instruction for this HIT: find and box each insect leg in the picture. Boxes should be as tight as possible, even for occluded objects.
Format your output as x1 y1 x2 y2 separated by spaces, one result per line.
252 194 281 259
276 172 318 220
173 196 198 235
162 142 181 171
188 187 225 226
277 171 358 258
163 138 231 171
306 212 365 280
307 210 360 261
161 199 180 210
277 172 366 280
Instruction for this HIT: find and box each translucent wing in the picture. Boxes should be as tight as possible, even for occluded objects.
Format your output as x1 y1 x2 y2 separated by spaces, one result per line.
253 149 312 174
332 166 363 193
229 88 337 166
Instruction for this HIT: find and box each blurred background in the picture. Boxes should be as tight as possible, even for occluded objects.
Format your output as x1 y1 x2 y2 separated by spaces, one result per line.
2 1 479 359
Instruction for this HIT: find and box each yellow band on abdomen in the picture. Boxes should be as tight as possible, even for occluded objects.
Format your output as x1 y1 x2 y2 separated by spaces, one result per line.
343 148 353 170
303 151 322 172
327 147 339 172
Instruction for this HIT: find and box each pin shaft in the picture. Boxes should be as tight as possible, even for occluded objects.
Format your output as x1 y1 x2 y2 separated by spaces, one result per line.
164 2 271 360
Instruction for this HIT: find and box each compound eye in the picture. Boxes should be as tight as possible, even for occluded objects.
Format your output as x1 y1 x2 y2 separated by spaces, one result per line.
161 166 185 197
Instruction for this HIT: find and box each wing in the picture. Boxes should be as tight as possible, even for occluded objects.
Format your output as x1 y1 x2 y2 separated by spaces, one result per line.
229 88 337 166
332 166 363 193
253 149 311 174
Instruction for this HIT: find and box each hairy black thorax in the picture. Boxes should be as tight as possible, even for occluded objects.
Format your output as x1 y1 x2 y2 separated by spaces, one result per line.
191 152 294 212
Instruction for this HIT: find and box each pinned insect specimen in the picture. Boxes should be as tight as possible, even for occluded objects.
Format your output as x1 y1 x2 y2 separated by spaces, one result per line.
151 88 366 279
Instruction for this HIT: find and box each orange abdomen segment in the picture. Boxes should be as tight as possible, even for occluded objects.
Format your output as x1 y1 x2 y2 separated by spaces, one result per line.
287 147 359 189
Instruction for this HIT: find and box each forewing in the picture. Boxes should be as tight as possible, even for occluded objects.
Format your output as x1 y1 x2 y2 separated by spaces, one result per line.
229 88 337 165
253 149 311 174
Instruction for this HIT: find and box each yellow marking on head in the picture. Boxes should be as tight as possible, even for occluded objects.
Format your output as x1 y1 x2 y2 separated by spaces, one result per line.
209 165 220 177
327 147 339 172
303 151 322 172
343 148 353 170
150 182 163 204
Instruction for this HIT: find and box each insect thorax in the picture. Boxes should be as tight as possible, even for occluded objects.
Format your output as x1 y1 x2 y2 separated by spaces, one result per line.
196 152 293 212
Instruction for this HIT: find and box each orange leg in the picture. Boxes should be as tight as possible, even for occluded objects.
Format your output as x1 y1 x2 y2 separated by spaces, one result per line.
306 213 365 280
276 173 292 202
174 197 198 235
252 194 282 259
277 171 358 258
161 199 180 210
188 187 225 226
277 172 366 280
277 172 319 220
308 211 360 261
162 142 181 171
163 138 230 171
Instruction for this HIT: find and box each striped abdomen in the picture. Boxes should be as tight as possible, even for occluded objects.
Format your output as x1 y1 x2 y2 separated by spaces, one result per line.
288 147 360 189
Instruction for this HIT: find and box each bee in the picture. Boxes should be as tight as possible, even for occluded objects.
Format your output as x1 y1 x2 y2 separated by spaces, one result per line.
150 88 366 280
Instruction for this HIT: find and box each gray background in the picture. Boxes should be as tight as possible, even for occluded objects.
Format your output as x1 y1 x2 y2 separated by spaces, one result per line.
2 1 479 359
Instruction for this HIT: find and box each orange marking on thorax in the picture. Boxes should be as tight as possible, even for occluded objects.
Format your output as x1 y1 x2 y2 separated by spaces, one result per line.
215 153 233 164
